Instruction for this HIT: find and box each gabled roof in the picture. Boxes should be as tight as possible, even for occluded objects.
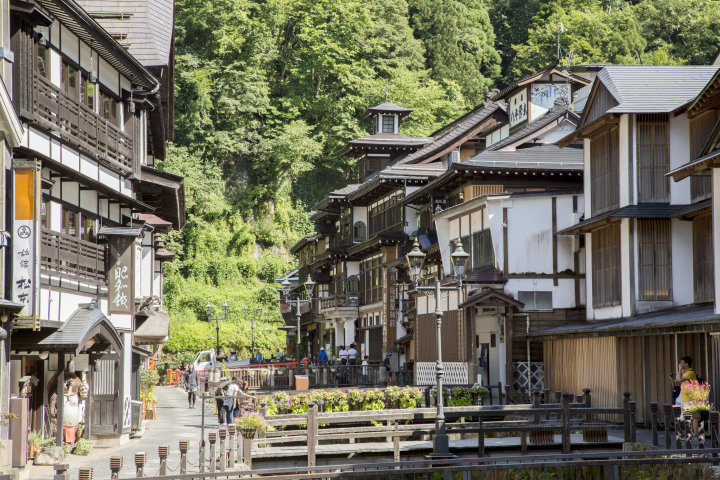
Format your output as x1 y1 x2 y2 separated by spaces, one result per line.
35 0 158 90
363 102 413 118
587 65 719 116
75 0 174 67
34 304 124 354
493 63 591 100
487 98 579 151
459 289 523 309
348 163 444 204
395 101 507 165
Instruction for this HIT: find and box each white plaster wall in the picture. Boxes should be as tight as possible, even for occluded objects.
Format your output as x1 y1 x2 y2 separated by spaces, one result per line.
669 114 691 204
346 261 360 276
584 137 592 215
109 313 133 331
109 203 120 223
80 190 97 214
671 218 694 306
49 202 62 231
79 155 98 178
620 218 633 317
61 144 80 171
28 128 50 155
619 115 631 208
506 197 552 274
49 50 61 88
141 246 153 298
99 166 121 191
60 25 79 63
50 20 60 48
99 57 120 95
62 181 79 206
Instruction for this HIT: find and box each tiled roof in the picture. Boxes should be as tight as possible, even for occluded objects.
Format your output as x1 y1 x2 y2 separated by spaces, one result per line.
36 305 124 353
525 303 719 339
76 0 174 66
364 102 413 117
395 101 506 165
596 65 720 114
464 145 584 171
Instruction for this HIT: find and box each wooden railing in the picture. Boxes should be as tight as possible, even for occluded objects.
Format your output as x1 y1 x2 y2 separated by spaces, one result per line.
33 73 134 175
40 228 106 286
319 294 359 310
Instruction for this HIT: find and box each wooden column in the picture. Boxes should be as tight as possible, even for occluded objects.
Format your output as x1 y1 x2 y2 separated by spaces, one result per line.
56 354 65 446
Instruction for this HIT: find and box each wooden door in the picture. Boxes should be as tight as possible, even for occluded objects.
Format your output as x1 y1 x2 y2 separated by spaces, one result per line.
90 355 119 435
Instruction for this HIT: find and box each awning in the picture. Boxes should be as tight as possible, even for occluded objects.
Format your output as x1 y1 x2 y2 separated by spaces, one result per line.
464 267 506 284
395 334 412 345
558 202 712 234
12 304 123 354
98 226 144 237
668 149 720 181
132 345 152 357
459 289 524 309
136 166 185 230
524 303 720 340
134 310 169 344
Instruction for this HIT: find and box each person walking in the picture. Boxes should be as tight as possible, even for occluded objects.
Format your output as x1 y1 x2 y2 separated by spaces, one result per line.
348 343 358 365
384 353 395 385
184 363 199 409
338 346 348 364
361 355 369 384
223 377 239 426
214 378 229 425
236 380 258 417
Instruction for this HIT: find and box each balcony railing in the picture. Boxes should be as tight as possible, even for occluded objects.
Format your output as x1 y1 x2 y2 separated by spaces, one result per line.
319 294 359 311
40 228 106 286
33 73 134 175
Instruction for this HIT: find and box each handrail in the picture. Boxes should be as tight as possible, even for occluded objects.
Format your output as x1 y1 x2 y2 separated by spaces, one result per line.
40 227 106 285
33 72 134 175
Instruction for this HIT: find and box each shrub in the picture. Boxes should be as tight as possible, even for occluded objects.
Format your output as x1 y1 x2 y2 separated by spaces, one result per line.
72 438 93 456
28 431 42 446
235 411 266 431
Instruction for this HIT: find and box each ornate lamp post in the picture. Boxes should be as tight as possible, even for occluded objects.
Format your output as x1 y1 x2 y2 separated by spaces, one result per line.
205 301 229 356
281 275 315 371
406 237 468 457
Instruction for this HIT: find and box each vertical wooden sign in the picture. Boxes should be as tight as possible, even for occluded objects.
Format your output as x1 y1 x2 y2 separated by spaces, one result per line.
108 235 134 314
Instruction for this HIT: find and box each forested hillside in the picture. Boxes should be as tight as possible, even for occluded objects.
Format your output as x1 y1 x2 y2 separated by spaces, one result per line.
159 0 720 359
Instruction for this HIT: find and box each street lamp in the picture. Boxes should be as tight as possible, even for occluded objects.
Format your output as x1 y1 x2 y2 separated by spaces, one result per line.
205 301 230 356
405 237 468 458
280 275 315 371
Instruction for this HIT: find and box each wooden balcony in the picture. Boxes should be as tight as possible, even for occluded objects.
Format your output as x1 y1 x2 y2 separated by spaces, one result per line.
40 228 106 286
32 73 135 176
319 294 359 311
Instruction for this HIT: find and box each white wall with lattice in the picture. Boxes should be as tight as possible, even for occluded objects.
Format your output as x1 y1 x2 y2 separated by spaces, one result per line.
415 362 469 385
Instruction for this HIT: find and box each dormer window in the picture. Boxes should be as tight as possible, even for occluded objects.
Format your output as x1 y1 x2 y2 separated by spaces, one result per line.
382 115 395 133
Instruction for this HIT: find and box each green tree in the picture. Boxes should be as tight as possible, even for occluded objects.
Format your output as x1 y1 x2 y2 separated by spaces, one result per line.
409 0 501 106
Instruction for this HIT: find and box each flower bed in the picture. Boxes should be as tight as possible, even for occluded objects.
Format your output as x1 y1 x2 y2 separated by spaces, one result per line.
261 387 423 416
431 384 489 406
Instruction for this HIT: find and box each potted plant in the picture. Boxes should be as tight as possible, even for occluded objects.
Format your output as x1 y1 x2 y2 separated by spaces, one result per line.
76 422 85 440
140 368 160 420
27 431 42 461
234 411 266 439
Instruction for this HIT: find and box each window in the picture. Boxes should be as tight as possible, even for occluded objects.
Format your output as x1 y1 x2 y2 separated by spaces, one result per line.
637 114 669 203
40 201 49 229
382 115 395 133
62 209 78 237
81 215 96 242
81 73 95 110
693 214 714 303
360 256 383 304
590 127 619 215
35 43 48 78
100 89 118 126
591 224 621 308
353 221 367 242
61 61 79 99
471 229 493 270
369 193 403 235
518 291 553 311
638 219 672 301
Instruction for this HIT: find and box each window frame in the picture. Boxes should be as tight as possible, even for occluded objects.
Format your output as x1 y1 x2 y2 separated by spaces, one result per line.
591 223 621 308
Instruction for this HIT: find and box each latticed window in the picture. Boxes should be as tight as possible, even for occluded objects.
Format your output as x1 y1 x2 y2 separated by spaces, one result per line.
360 257 383 304
638 219 672 301
693 214 714 303
353 221 367 242
382 115 395 133
472 229 493 270
591 224 621 308
369 193 403 235
590 128 619 215
637 114 669 203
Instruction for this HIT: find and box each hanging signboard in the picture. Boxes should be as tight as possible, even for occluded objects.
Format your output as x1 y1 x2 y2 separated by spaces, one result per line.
12 159 41 329
108 235 135 314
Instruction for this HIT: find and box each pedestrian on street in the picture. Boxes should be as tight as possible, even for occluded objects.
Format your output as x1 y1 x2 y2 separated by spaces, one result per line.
223 377 239 426
275 348 282 362
184 363 199 409
318 347 328 366
348 343 358 365
384 353 395 386
672 355 697 406
338 345 348 363
214 378 229 425
361 355 369 384
255 350 263 364
236 380 257 417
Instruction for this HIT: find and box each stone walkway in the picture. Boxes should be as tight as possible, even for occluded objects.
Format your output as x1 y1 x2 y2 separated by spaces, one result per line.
29 386 209 480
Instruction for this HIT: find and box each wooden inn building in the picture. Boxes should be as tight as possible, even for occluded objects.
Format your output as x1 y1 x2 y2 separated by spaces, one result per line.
0 0 184 463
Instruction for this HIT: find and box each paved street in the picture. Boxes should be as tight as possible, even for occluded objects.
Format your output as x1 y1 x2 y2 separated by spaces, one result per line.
30 386 208 480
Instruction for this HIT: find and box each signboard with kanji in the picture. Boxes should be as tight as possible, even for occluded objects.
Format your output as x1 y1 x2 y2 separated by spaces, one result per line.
108 235 135 314
12 160 41 328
